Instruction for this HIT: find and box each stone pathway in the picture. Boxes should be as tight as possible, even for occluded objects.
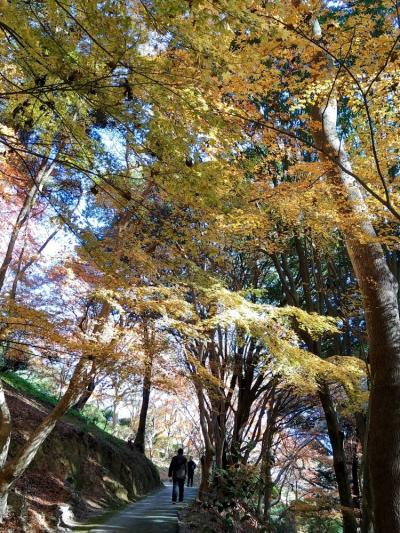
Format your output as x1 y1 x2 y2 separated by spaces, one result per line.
76 484 197 533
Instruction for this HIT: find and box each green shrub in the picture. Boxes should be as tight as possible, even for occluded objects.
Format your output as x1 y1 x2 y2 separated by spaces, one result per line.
1 371 58 407
299 514 343 533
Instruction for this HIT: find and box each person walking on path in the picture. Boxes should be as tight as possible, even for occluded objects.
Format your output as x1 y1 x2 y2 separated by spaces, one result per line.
168 448 187 503
187 457 196 487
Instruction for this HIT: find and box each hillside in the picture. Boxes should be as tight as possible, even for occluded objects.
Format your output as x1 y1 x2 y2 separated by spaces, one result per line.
1 376 161 532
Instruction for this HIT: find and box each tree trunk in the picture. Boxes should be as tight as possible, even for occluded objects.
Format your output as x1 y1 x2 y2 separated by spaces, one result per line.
213 409 225 469
73 378 96 411
0 490 7 524
133 320 155 454
0 161 54 293
352 454 360 508
360 452 374 533
262 435 274 523
199 448 213 500
292 235 357 532
9 228 60 301
319 383 358 533
112 388 119 430
0 381 11 470
313 97 400 532
73 301 112 411
355 408 373 532
0 357 92 522
195 384 214 500
133 368 152 453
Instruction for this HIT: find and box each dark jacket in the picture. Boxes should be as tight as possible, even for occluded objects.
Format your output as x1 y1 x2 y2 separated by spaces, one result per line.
168 454 187 480
187 460 196 474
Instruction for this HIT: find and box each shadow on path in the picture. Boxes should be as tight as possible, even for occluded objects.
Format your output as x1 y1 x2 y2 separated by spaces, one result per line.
74 484 198 533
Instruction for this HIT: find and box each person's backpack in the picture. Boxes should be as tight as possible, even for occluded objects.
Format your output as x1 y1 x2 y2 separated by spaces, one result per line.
176 462 186 480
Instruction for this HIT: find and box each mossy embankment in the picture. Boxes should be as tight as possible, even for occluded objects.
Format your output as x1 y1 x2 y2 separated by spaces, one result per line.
1 372 161 532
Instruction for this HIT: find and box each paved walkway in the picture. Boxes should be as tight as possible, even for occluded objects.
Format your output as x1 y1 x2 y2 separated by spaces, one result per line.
78 484 197 533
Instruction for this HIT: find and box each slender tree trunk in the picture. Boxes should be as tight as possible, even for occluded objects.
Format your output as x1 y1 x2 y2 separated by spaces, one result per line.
10 229 60 301
352 454 360 508
293 233 357 532
319 384 358 533
73 378 96 411
263 466 273 523
360 457 373 533
0 381 11 470
73 301 111 411
196 385 214 500
0 161 54 293
133 361 152 454
0 357 92 522
199 448 213 500
358 407 374 533
133 319 156 454
111 381 120 430
213 409 225 469
261 427 274 524
0 192 35 292
231 398 246 463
